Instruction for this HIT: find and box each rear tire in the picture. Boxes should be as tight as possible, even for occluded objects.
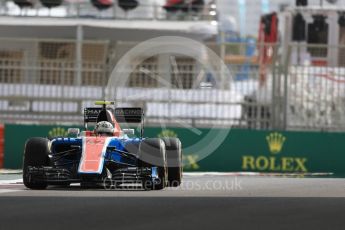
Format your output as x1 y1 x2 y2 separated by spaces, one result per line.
23 137 50 190
162 138 183 187
139 138 167 190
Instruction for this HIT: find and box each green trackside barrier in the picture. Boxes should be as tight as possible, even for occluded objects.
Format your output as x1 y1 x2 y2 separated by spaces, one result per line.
4 124 345 176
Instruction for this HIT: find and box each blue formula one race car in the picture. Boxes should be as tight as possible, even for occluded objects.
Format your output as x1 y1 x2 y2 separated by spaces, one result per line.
23 101 182 190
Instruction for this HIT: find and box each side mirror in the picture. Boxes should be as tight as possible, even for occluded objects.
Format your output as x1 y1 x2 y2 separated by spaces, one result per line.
123 129 135 136
68 128 80 137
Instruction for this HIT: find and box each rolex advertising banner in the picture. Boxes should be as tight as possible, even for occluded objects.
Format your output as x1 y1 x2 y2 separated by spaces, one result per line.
3 124 345 176
147 128 345 176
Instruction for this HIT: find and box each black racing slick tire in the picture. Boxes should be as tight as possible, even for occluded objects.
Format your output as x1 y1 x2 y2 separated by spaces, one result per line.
139 138 167 190
162 138 183 187
23 137 50 190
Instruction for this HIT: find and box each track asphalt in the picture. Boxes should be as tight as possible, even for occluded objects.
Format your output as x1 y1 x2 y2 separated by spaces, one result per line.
0 173 344 230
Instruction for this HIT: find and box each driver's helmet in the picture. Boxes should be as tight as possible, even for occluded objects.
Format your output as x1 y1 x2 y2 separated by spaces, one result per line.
95 121 114 136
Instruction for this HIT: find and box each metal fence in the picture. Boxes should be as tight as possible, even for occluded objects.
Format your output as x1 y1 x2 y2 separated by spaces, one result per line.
0 38 108 123
1 38 345 131
285 43 345 131
0 38 246 128
222 41 278 130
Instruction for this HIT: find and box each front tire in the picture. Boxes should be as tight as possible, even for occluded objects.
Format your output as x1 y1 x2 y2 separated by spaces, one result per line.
139 138 167 190
23 137 50 190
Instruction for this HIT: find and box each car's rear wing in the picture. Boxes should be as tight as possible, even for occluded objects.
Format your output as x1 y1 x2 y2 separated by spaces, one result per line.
85 101 116 124
84 106 145 137
84 107 144 124
114 108 144 123
84 107 102 123
115 108 145 138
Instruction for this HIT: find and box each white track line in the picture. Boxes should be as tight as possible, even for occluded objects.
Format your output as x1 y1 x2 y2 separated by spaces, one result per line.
0 179 23 185
184 172 261 176
0 189 22 194
0 169 22 174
